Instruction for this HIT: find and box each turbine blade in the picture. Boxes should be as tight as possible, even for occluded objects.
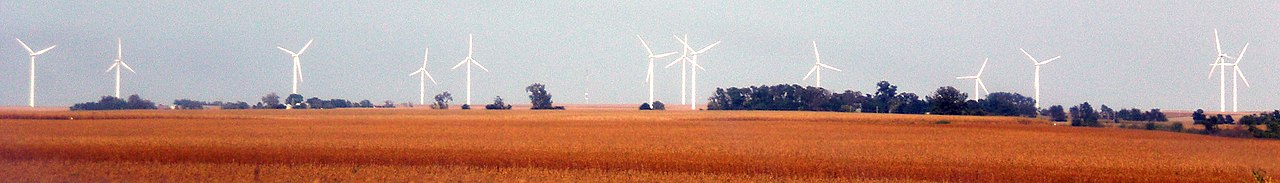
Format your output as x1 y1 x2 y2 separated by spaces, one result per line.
653 52 677 58
472 59 490 72
295 61 303 82
978 79 990 95
645 66 653 83
277 47 297 55
1039 56 1061 65
1208 61 1219 79
694 62 706 71
695 41 721 54
410 69 423 76
32 45 56 55
1235 43 1248 65
451 59 468 70
120 62 135 73
818 63 841 71
1214 29 1222 55
468 34 474 58
297 39 314 55
977 58 989 76
1235 68 1251 87
423 47 430 68
636 35 654 55
425 71 438 84
812 41 821 64
803 66 817 80
956 76 977 79
117 38 123 59
15 38 33 53
1020 48 1038 64
664 57 682 68
106 63 119 73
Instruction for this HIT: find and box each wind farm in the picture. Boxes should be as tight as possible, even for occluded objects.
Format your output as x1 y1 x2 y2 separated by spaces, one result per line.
3 1 1280 182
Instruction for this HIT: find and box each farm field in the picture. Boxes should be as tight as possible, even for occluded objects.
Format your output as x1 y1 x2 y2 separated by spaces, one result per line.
1 109 1277 182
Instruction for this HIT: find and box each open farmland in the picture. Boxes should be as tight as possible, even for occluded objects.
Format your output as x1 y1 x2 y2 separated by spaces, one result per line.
0 109 1277 182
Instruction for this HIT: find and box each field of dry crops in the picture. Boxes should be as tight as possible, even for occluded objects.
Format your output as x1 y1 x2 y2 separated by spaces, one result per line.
1 109 1277 182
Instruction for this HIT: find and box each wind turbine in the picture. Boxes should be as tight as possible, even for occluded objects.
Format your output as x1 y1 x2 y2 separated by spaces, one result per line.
1209 42 1251 112
105 38 136 98
804 41 843 88
674 36 720 110
15 38 56 107
451 34 489 106
277 39 313 94
1019 48 1060 109
409 47 438 105
635 35 677 104
955 58 990 100
665 34 691 105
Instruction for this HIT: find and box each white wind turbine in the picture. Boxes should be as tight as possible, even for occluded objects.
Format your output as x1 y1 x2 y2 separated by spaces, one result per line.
106 38 136 98
451 34 489 106
803 41 842 88
665 34 691 105
409 47 438 105
1208 29 1247 112
955 58 990 100
15 38 56 107
1209 42 1251 112
635 35 677 104
674 36 720 110
1019 48 1060 109
277 39 313 94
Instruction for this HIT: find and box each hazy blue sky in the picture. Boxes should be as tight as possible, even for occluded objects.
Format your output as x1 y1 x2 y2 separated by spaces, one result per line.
2 1 1278 110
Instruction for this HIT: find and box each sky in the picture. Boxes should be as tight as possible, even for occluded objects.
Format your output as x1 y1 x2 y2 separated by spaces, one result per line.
1 1 1278 111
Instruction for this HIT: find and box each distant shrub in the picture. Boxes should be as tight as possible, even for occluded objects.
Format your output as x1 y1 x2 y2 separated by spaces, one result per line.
639 103 652 110
1170 123 1185 132
1144 122 1157 130
651 101 665 110
461 104 471 110
485 96 512 110
934 120 951 125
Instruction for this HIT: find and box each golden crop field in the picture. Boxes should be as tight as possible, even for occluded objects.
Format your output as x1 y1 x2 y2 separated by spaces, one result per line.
0 109 1277 182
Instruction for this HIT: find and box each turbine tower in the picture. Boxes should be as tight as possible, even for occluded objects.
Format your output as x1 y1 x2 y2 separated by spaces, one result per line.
1208 29 1238 112
803 41 843 88
409 47 438 105
674 36 720 110
106 38 136 98
277 39 313 94
1210 42 1251 112
665 34 691 105
15 38 56 107
955 58 990 100
451 34 489 106
1019 48 1060 109
635 35 677 104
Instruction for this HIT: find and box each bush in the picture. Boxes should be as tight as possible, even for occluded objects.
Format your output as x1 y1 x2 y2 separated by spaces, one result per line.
485 96 512 110
1144 122 1157 130
652 101 666 110
639 103 652 110
461 104 471 110
934 120 951 124
1170 123 1185 132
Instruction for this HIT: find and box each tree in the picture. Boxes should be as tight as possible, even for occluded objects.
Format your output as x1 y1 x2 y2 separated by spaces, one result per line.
125 95 157 109
652 101 666 110
1070 102 1100 127
1046 105 1067 122
639 103 652 110
871 81 898 113
894 93 930 114
1192 109 1219 134
359 100 374 108
928 86 968 115
433 92 453 109
486 96 512 110
261 93 281 107
979 92 1037 117
527 83 556 110
285 94 305 108
1099 105 1114 120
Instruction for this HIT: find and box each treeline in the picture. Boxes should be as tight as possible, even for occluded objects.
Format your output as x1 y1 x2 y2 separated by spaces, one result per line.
70 95 158 110
706 81 1036 117
172 93 392 110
